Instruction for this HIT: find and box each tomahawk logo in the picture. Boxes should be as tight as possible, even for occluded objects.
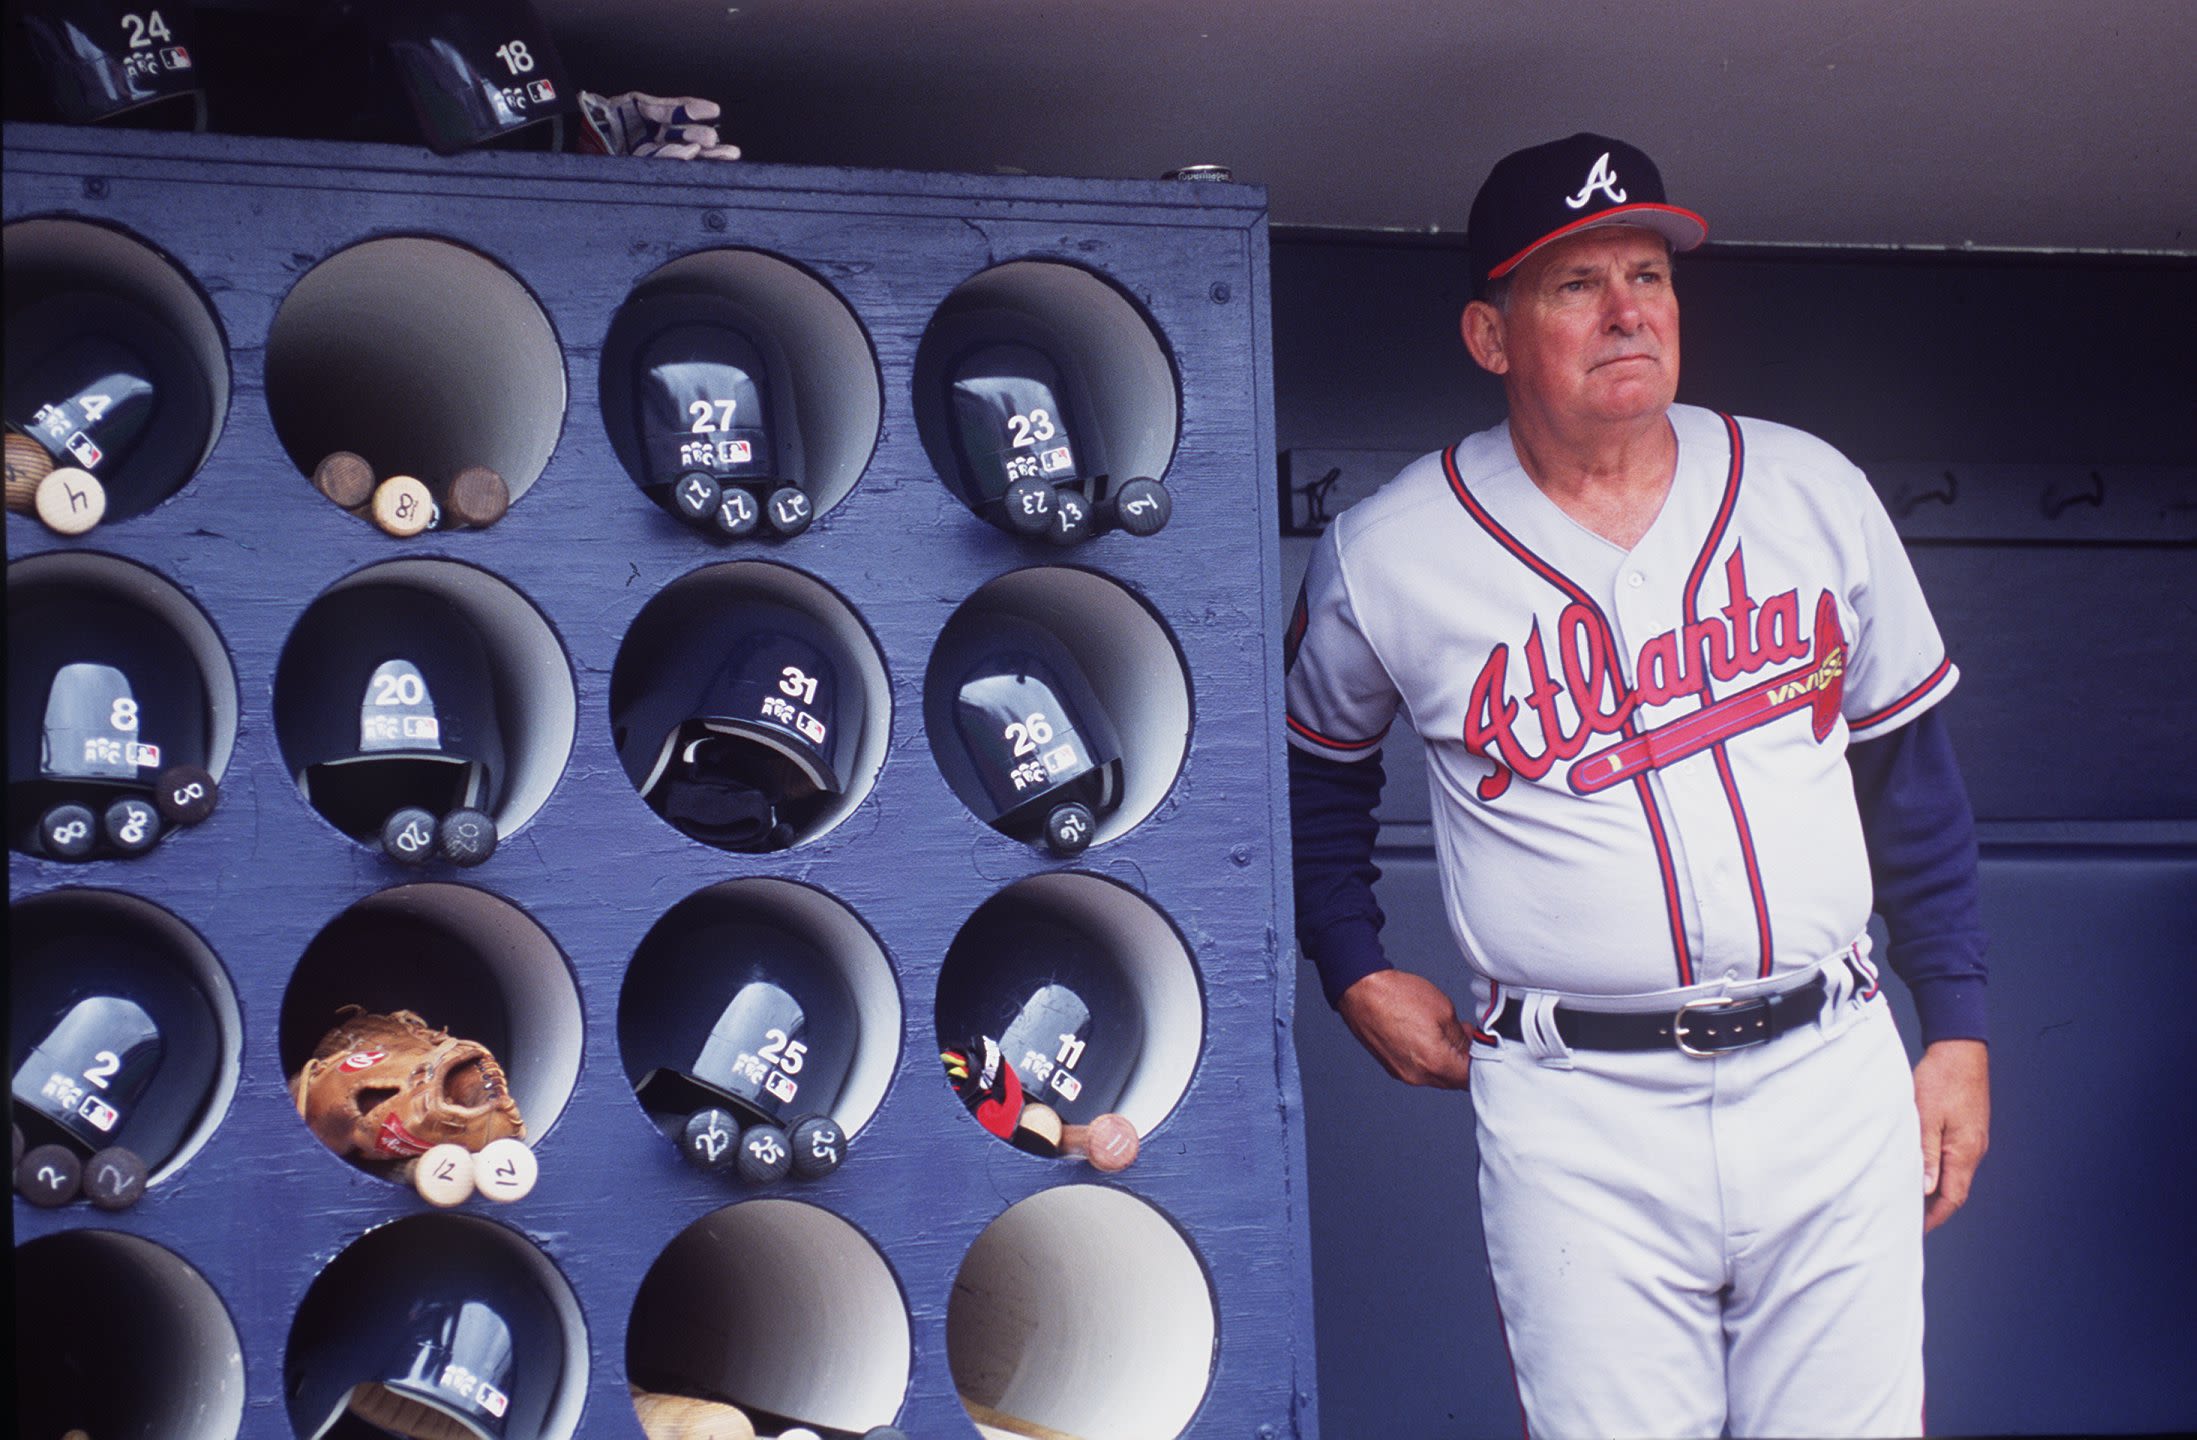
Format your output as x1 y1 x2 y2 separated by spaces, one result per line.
1565 152 1627 210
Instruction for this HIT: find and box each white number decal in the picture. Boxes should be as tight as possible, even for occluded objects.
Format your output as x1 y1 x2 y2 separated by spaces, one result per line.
779 666 818 704
121 11 172 48
371 672 427 707
110 697 140 732
687 398 738 433
79 393 114 422
84 1050 123 1090
757 1029 810 1075
494 39 535 74
1005 409 1056 449
1004 712 1056 756
1055 1034 1086 1069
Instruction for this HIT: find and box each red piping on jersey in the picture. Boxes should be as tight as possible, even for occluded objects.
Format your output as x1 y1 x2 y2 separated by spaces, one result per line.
1681 413 1776 978
1849 656 1953 732
1285 711 1389 751
1471 983 1503 1046
1443 442 1695 985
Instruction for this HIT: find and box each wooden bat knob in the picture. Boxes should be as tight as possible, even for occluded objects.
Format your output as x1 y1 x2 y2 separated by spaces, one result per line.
35 467 106 535
473 1136 537 1203
1013 1100 1065 1154
6 430 55 513
438 464 510 529
312 450 377 510
371 475 435 537
1061 1112 1139 1173
412 1143 475 1207
630 1384 756 1440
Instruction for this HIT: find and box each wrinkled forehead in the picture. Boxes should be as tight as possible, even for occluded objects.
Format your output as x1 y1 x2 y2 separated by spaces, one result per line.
1517 223 1675 280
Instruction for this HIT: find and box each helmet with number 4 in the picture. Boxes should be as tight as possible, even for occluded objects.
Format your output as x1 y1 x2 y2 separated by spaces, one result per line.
275 583 506 839
286 1218 566 1440
5 291 216 521
926 611 1123 846
935 893 1144 1126
622 915 858 1130
8 925 222 1171
611 597 862 852
945 340 1097 518
7 587 213 854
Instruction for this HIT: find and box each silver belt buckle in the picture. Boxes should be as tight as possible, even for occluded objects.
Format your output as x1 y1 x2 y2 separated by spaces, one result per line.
1673 995 1741 1057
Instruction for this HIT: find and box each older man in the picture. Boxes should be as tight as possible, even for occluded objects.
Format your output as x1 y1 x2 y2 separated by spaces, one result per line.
1286 133 1989 1437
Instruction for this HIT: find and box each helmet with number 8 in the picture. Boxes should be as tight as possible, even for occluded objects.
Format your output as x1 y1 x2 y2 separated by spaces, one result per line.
611 597 862 852
621 913 859 1131
7 586 213 856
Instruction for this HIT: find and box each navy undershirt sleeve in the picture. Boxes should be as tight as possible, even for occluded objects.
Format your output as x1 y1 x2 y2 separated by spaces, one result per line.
1288 745 1393 1008
1847 707 1990 1046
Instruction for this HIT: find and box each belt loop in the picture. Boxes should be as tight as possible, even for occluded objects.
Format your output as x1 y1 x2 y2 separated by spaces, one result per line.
1521 992 1574 1069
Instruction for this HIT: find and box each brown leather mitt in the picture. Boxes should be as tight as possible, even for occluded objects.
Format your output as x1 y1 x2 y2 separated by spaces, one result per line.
291 1005 525 1162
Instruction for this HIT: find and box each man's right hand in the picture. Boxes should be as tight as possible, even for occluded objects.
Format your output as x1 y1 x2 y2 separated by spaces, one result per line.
1336 968 1475 1089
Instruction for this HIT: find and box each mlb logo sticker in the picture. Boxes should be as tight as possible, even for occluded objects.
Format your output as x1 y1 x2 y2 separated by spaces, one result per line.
795 713 826 745
81 1096 121 1131
66 432 104 468
527 80 556 103
479 1384 509 1418
162 46 192 69
724 439 753 464
125 741 162 770
1040 445 1073 474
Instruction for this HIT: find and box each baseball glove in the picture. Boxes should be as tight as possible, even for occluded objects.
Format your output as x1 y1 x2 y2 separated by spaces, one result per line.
290 1005 525 1163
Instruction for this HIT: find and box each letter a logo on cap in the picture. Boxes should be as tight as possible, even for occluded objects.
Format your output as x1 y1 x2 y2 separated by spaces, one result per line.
1565 152 1628 210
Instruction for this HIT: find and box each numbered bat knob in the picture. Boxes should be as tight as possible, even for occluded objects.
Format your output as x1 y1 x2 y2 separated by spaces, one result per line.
765 485 813 537
1106 476 1172 537
83 1146 150 1211
370 475 435 538
153 764 219 826
735 1122 793 1186
673 470 722 526
788 1114 846 1180
473 1136 538 1203
413 1143 475 1208
682 1107 741 1174
1043 801 1096 857
381 806 441 864
1067 1112 1140 1173
39 802 98 860
1002 475 1056 535
35 467 106 536
1047 488 1094 546
102 796 163 855
714 486 761 537
17 1143 82 1207
437 807 498 867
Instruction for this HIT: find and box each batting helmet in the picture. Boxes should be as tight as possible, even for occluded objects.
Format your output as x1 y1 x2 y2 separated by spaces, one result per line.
927 613 1123 849
373 0 574 154
11 0 208 126
4 290 216 518
7 587 213 854
623 292 784 493
9 929 222 1171
944 339 1097 518
624 916 859 1130
286 1221 566 1440
275 584 506 840
935 894 1144 1125
611 598 861 852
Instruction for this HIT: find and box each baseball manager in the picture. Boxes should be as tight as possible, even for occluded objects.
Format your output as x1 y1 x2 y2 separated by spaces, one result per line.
1286 132 1990 1438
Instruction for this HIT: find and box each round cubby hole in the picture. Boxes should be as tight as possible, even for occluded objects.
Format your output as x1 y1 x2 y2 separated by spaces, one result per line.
925 566 1190 855
272 558 574 859
285 1212 589 1440
265 236 564 522
10 888 242 1185
628 1199 910 1436
16 1231 246 1440
279 884 581 1178
8 551 238 861
912 259 1179 542
949 1186 1216 1439
599 248 880 537
610 561 890 854
4 217 229 521
936 872 1203 1149
619 878 901 1154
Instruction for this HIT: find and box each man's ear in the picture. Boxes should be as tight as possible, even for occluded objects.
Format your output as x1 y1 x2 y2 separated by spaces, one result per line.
1462 299 1509 376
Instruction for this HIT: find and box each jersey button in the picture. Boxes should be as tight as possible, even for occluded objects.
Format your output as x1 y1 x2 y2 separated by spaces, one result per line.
1626 571 1646 588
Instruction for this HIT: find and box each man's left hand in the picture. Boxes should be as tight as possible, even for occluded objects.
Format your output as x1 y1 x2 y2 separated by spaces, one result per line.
1914 1038 1990 1232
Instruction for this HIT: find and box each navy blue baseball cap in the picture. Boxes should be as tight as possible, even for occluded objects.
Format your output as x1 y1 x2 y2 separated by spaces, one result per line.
1467 133 1707 296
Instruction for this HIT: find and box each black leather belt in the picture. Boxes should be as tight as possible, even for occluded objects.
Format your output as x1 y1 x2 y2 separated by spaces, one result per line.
1489 973 1827 1056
